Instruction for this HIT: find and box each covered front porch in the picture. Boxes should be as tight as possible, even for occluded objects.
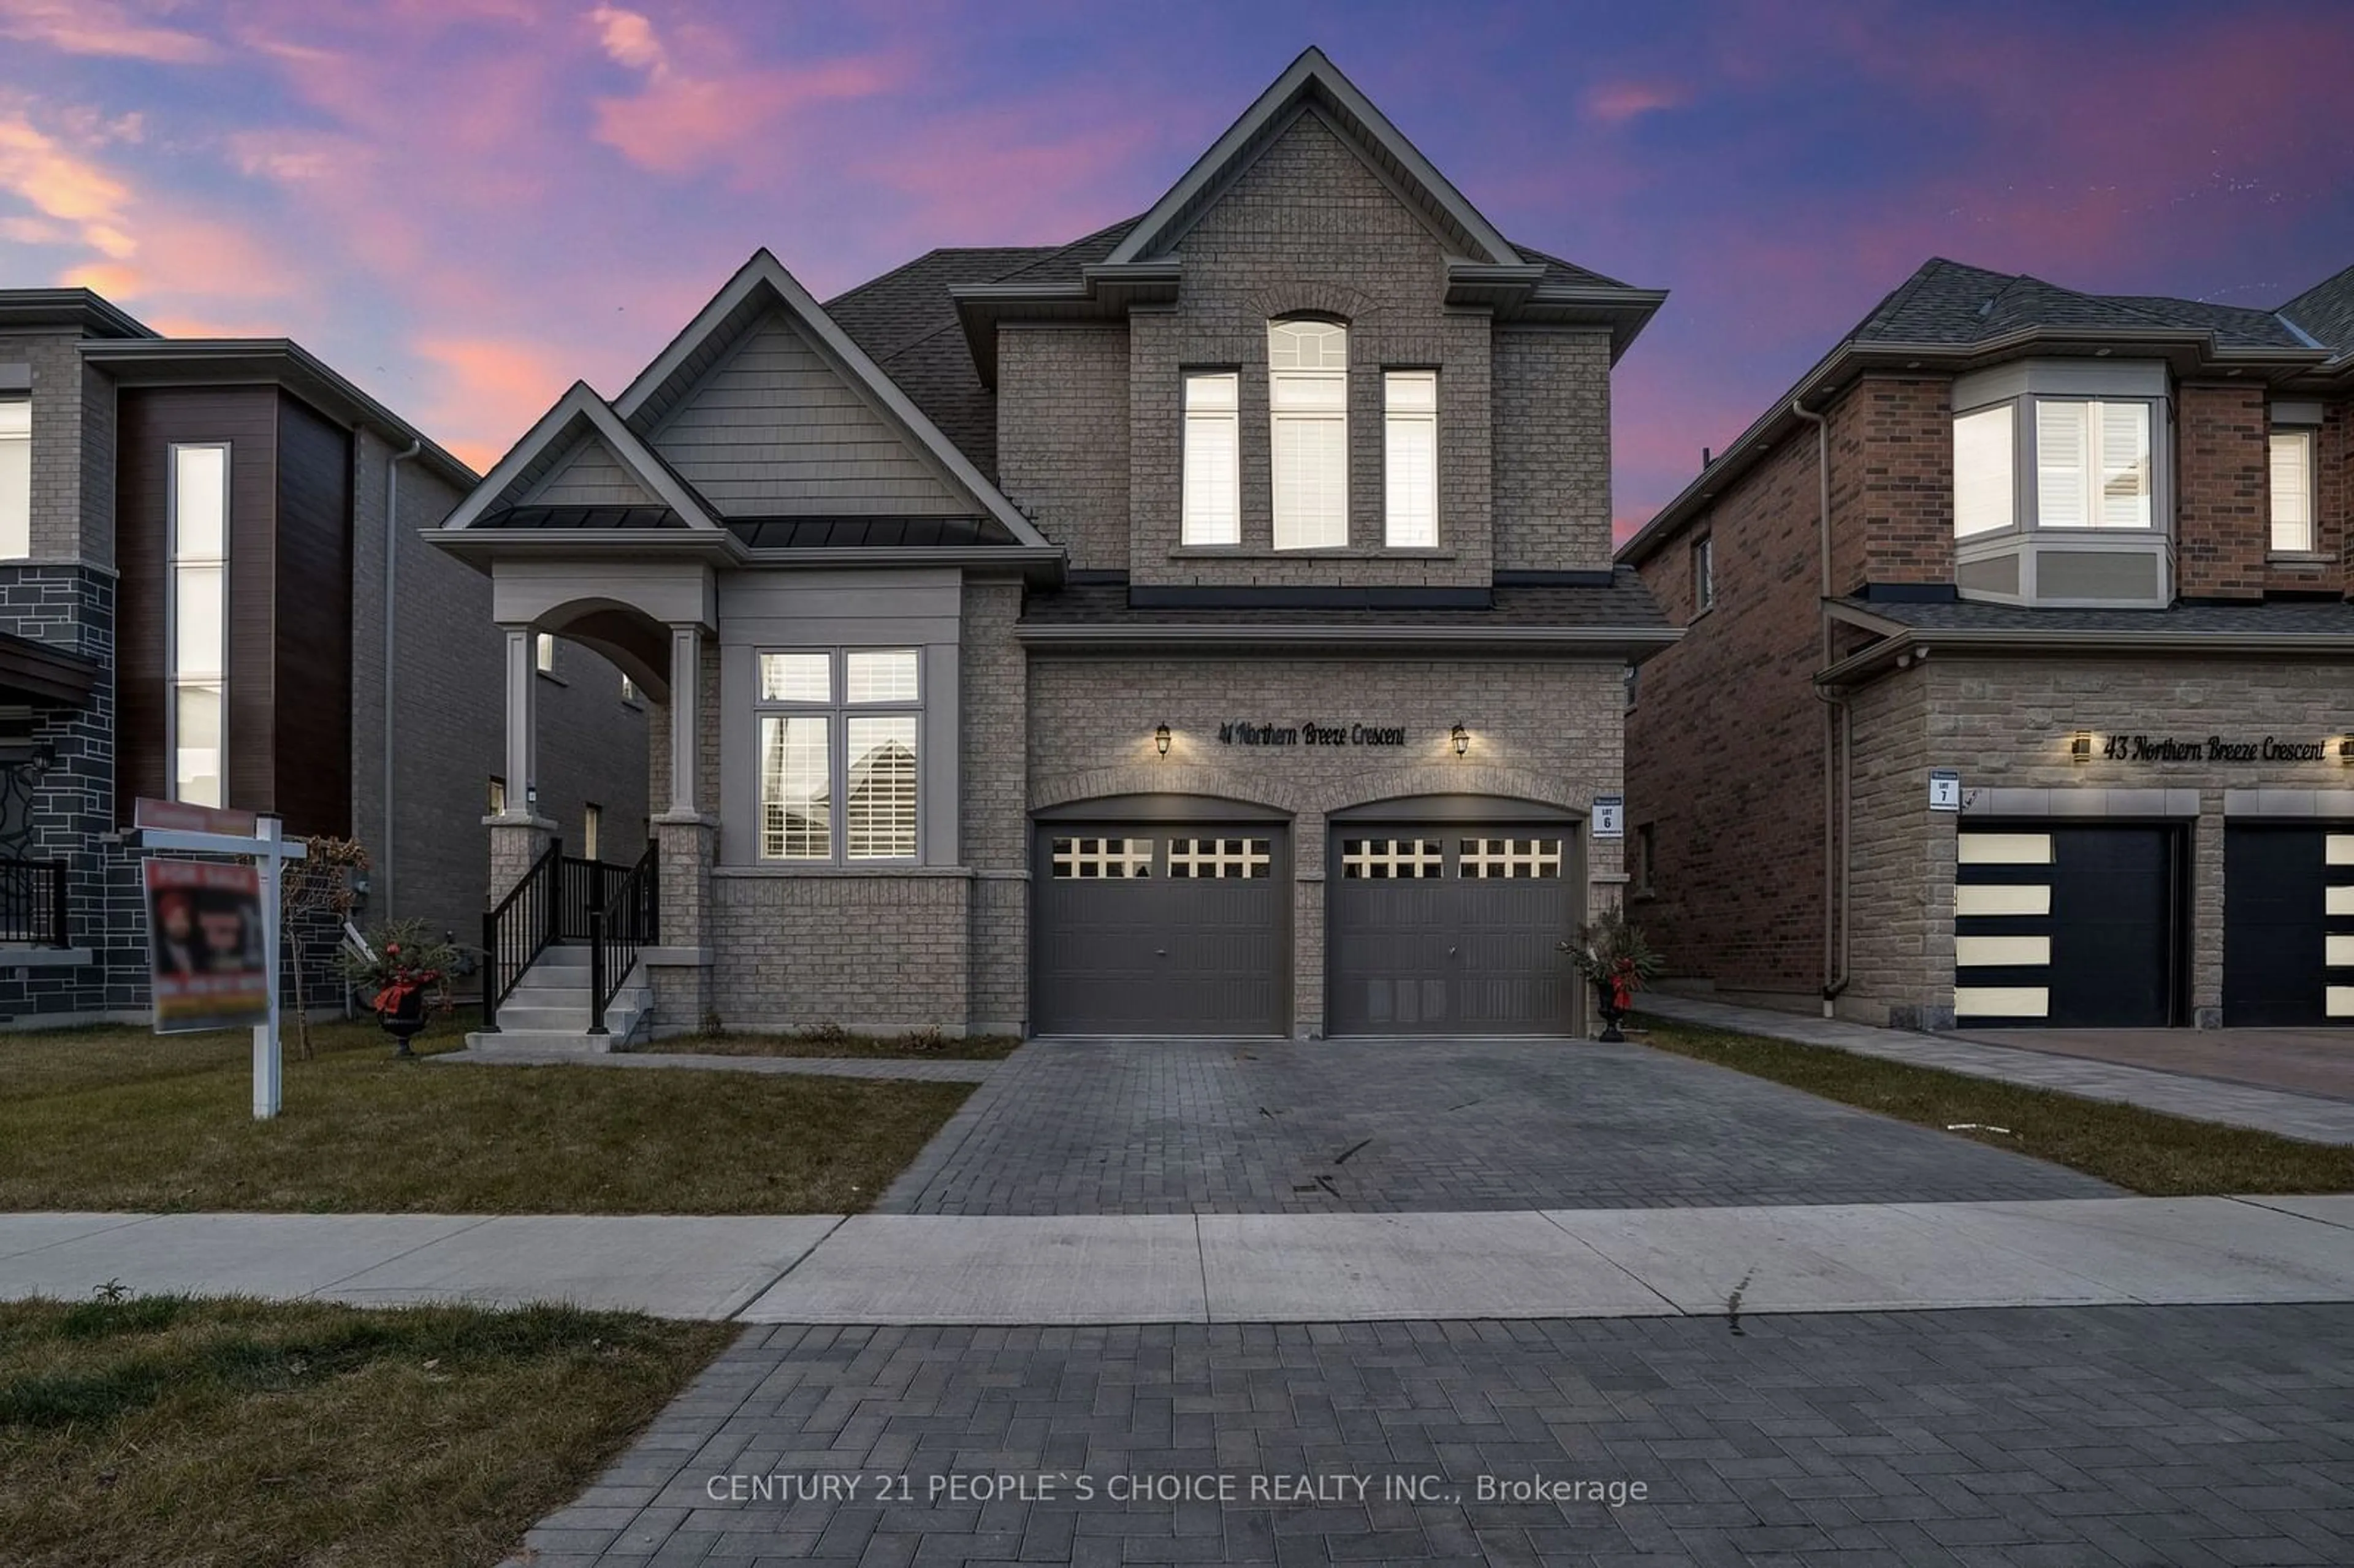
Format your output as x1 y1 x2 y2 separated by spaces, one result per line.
471 552 721 1048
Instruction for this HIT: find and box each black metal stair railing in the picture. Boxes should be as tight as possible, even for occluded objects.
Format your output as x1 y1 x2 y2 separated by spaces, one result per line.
588 842 658 1037
479 837 560 1032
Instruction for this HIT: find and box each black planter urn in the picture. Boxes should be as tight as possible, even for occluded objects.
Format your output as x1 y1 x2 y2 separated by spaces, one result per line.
378 986 427 1057
1593 984 1628 1043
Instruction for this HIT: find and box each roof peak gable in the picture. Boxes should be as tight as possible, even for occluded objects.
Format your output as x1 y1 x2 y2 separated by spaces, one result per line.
441 382 721 531
612 249 1049 547
1103 46 1521 269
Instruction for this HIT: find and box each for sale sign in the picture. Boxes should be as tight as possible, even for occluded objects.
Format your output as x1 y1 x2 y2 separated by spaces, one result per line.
144 858 270 1033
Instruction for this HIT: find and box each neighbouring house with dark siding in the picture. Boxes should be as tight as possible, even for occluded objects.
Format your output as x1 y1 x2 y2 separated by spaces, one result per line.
0 291 649 1025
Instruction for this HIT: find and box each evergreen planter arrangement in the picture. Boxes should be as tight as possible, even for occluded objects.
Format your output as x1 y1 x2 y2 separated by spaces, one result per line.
338 921 460 1058
1562 908 1665 1043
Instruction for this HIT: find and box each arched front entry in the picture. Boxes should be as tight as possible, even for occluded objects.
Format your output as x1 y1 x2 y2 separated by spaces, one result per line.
1325 795 1586 1037
1029 794 1292 1037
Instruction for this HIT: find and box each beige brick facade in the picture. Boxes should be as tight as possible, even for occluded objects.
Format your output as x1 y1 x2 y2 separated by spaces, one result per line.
1838 657 2354 1029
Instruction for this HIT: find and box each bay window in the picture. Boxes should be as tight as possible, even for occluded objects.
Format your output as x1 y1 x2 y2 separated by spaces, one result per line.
1181 371 1240 546
1268 319 1347 550
1383 370 1438 547
169 443 229 806
0 397 27 559
1949 364 2171 607
756 647 921 863
2271 426 2317 554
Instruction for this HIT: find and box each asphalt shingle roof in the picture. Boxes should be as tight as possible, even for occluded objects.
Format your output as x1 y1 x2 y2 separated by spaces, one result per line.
1843 596 2354 636
1854 258 2317 352
2279 262 2354 352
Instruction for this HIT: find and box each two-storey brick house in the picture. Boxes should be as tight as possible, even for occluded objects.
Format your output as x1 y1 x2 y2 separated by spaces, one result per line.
435 48 1675 1044
1621 258 2354 1032
0 289 647 1024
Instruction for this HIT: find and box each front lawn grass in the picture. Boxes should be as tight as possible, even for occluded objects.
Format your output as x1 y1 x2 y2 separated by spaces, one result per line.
641 1027 1023 1061
0 1293 730 1568
1635 1014 2354 1196
0 1016 967 1214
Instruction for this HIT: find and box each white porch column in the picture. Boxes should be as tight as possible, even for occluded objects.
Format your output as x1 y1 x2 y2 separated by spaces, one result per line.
503 624 538 813
666 622 698 818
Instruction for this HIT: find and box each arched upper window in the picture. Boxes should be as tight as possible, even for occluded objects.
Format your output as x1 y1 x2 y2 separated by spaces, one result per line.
1268 319 1348 550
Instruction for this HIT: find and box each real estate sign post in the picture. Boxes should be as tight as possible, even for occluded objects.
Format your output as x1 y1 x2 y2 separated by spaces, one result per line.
131 799 309 1121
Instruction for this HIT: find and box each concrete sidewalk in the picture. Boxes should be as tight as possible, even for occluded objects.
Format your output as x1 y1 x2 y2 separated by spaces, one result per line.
8 1195 2354 1323
1641 992 2354 1144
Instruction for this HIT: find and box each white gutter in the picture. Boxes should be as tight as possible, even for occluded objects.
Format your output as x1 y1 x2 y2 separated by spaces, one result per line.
381 437 422 918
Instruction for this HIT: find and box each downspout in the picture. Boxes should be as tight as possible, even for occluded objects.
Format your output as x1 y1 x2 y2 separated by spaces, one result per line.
1790 395 1851 1017
381 436 422 920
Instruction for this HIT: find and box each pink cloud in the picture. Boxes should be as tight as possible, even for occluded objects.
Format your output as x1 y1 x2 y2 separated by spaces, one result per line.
0 0 218 64
412 337 579 473
592 58 895 175
1583 80 1685 124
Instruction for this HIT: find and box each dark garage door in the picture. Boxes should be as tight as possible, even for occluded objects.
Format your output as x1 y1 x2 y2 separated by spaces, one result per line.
1327 825 1579 1035
2225 825 2354 1027
1954 824 2184 1027
1030 821 1287 1035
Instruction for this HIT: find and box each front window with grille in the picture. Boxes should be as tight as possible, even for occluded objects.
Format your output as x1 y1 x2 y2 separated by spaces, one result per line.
756 648 921 862
1269 319 1348 550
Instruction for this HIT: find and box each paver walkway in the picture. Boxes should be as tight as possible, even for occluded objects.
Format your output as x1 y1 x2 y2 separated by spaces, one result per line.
877 1037 2114 1215
508 1301 2354 1568
431 1049 997 1082
1642 994 2354 1145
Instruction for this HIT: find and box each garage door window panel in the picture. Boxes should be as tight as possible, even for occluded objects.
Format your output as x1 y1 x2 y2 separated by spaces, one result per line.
1051 837 1155 878
1341 838 1442 879
1168 837 1270 878
1459 837 1562 878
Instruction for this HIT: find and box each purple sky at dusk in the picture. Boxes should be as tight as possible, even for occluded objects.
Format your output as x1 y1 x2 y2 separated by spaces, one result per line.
3 1 2351 537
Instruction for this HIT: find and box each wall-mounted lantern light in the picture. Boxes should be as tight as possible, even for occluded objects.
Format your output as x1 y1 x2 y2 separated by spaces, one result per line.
2340 736 2353 766
2070 731 2093 764
1450 723 1470 758
1154 723 1171 758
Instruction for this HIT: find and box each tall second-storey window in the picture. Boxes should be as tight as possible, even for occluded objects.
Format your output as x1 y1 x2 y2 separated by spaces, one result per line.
1384 371 1438 547
0 397 28 560
169 443 229 806
1268 319 1347 550
2271 426 2317 554
1181 372 1240 546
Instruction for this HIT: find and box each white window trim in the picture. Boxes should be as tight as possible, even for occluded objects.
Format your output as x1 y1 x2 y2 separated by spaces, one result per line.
0 394 29 561
2269 426 2318 555
166 441 230 807
1952 393 2168 538
1268 319 1348 551
1181 371 1241 547
1382 370 1438 549
753 647 923 867
1692 535 1715 614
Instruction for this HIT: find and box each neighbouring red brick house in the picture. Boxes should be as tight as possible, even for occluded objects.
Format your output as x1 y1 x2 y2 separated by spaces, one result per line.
1620 259 2354 1033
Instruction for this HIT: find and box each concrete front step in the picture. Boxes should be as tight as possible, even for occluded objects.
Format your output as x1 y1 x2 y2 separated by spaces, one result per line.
465 1027 631 1055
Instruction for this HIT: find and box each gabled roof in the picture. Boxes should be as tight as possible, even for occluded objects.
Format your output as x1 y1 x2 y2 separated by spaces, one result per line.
438 381 723 531
1619 255 2345 568
1104 46 1521 268
608 249 1049 548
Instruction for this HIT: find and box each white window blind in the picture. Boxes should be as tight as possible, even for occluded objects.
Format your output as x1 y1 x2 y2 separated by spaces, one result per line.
1384 371 1437 547
1952 405 2015 538
845 714 918 859
2036 400 2150 529
169 444 229 807
1181 373 1240 546
2271 428 2315 553
1268 321 1347 550
0 398 28 560
758 715 831 859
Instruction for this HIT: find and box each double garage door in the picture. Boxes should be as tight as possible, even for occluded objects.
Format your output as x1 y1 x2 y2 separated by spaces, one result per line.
1031 809 1579 1037
1954 823 2353 1028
